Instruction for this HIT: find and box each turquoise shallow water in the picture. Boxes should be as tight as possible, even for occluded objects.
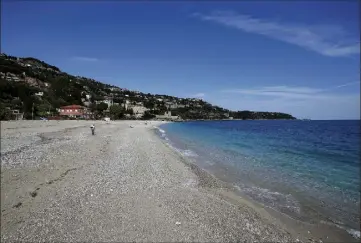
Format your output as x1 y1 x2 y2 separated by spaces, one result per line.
157 120 360 238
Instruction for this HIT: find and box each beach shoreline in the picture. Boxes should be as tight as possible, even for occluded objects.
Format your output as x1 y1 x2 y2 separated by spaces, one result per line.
1 120 357 242
153 123 358 243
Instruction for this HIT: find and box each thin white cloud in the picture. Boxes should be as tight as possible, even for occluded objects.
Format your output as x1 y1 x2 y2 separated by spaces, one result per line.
72 56 99 62
192 92 206 98
217 82 360 119
193 11 360 57
221 81 360 100
222 86 327 100
332 81 360 89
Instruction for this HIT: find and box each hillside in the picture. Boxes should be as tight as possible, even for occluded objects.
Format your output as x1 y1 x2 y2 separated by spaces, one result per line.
0 53 296 120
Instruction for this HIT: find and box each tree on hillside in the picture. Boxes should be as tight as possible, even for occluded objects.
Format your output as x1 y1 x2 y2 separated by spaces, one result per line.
170 110 178 116
68 89 82 104
90 95 95 104
36 103 51 117
141 111 155 120
10 98 22 109
89 103 97 113
0 103 12 120
144 100 155 109
96 102 108 114
125 108 134 115
158 105 167 114
113 98 123 104
109 105 124 120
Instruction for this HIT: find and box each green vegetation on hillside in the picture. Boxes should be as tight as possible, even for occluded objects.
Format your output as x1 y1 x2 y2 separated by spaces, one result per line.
0 53 296 120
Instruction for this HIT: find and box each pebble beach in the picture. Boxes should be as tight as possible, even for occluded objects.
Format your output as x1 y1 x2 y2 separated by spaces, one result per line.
0 120 355 242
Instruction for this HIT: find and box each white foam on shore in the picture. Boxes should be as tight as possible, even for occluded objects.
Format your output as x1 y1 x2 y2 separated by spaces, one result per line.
157 128 166 134
181 149 198 157
153 122 361 240
347 229 361 239
166 142 199 159
331 222 361 239
235 185 301 215
155 126 199 159
155 127 167 137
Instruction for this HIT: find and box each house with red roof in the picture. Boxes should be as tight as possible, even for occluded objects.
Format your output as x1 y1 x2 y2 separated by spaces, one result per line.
59 105 93 119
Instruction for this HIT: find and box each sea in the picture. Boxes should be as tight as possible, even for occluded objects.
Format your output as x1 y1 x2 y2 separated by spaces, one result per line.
155 120 360 239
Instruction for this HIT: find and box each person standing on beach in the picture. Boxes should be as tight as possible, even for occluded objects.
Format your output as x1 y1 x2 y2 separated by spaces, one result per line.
90 124 95 135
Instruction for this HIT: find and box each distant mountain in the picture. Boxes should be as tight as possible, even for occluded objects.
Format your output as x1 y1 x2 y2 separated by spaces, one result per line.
0 53 296 121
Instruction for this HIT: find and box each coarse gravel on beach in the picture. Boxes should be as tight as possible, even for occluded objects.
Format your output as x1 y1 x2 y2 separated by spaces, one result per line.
1 120 298 242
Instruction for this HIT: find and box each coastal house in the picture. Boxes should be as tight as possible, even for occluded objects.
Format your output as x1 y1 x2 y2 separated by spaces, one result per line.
135 102 143 106
132 105 149 118
155 111 179 121
121 99 148 118
59 105 93 119
4 73 21 82
83 101 91 107
165 102 182 109
11 109 24 120
110 87 121 92
123 100 130 110
95 98 113 107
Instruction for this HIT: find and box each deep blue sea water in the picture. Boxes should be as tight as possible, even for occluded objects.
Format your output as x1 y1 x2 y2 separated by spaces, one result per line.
156 120 360 238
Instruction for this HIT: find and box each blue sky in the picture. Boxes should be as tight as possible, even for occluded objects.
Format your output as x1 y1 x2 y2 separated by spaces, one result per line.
2 1 360 119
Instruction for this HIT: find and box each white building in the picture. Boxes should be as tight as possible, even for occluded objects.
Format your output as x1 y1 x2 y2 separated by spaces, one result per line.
132 105 149 116
110 87 121 92
123 100 130 110
83 101 91 107
96 99 113 107
155 111 179 120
